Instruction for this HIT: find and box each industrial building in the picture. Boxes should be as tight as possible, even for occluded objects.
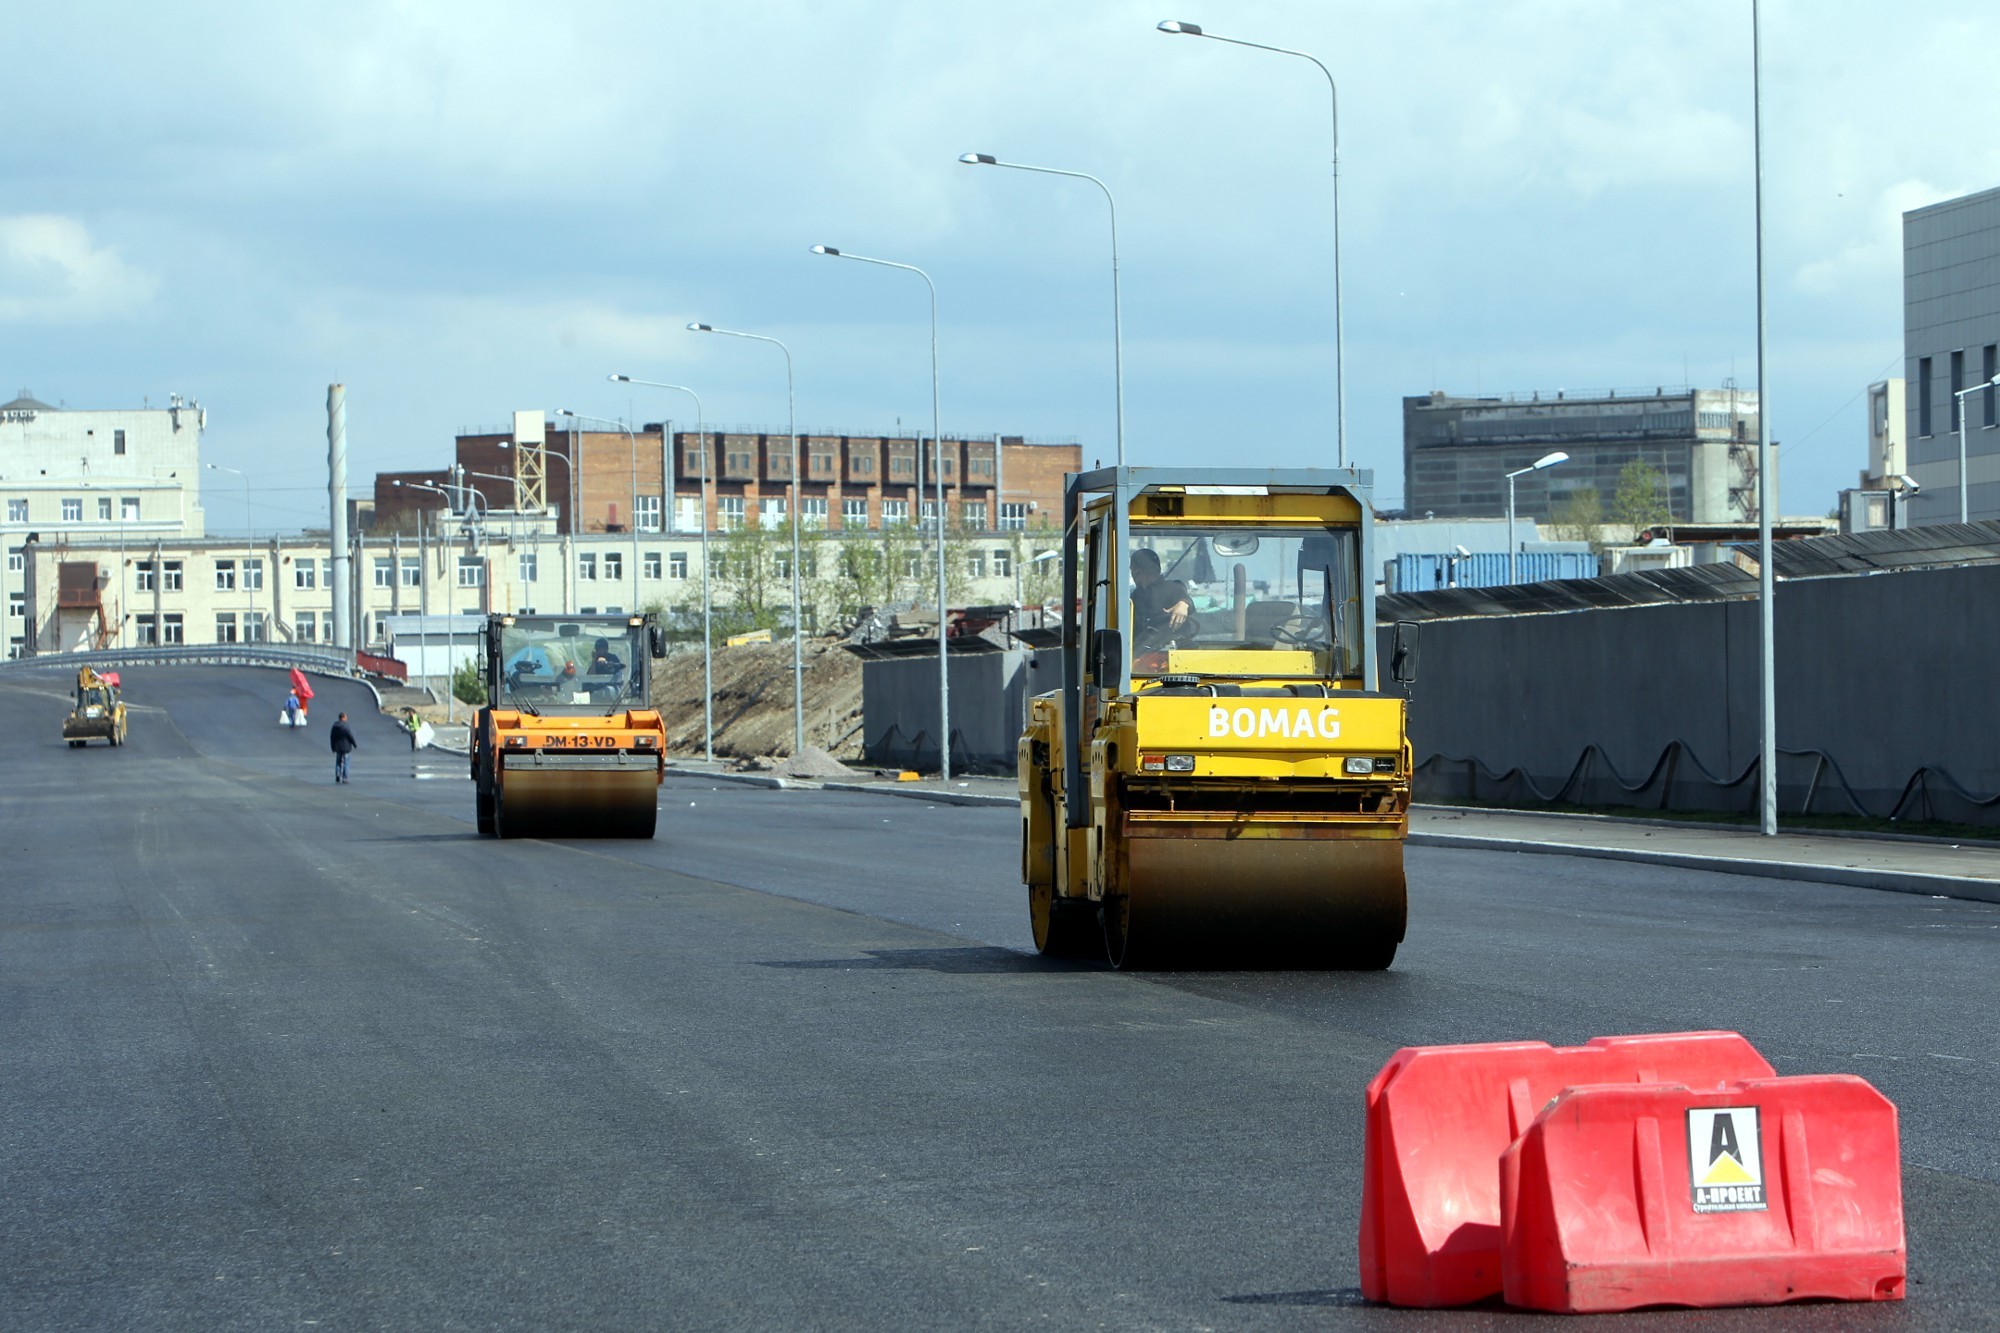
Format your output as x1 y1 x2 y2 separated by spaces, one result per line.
2 391 210 658
1401 387 1764 526
1903 185 2000 524
368 411 1080 543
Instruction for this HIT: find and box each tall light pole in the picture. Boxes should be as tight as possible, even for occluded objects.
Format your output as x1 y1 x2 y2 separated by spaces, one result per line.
1953 372 2000 523
811 244 954 780
688 320 805 757
205 462 256 642
392 479 461 720
1752 0 1776 837
498 440 574 614
612 374 715 763
1505 451 1567 584
958 153 1125 467
1158 18 1346 466
558 409 643 613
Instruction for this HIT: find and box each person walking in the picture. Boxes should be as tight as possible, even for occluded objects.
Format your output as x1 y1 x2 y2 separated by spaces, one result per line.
284 690 302 728
403 707 422 751
330 711 358 783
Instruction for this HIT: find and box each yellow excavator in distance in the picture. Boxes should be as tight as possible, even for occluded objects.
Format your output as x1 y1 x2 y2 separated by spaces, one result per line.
1018 467 1420 969
64 666 129 747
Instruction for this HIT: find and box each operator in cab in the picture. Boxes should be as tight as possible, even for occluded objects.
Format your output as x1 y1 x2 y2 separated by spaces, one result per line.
1130 547 1197 650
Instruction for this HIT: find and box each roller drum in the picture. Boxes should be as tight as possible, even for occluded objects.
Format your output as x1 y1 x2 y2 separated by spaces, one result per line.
1110 826 1405 969
495 763 659 839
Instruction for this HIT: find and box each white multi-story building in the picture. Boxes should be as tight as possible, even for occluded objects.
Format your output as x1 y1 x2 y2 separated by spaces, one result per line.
3 390 208 656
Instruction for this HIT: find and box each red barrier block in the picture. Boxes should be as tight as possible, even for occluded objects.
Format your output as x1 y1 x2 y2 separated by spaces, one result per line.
1500 1076 1904 1313
1360 1031 1772 1308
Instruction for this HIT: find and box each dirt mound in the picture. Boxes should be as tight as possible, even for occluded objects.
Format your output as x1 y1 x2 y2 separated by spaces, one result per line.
649 640 862 761
771 744 862 779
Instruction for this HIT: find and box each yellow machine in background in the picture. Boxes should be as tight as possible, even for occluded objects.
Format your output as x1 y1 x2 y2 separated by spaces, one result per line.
471 613 670 839
1018 467 1420 968
64 666 128 747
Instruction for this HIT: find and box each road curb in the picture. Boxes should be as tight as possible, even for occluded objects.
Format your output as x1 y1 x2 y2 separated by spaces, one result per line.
1409 831 2000 906
820 781 1016 808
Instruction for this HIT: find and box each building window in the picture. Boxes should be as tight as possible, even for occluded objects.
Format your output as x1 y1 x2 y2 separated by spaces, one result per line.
578 551 597 581
1951 349 1967 433
457 556 484 588
295 561 317 590
674 496 703 530
215 559 237 591
7 547 21 574
638 495 662 532
759 497 785 530
643 551 662 579
1986 345 1998 428
882 499 910 526
603 551 623 581
296 611 317 643
121 496 140 522
519 551 538 583
992 548 1013 578
726 447 755 474
163 561 182 592
801 497 827 528
162 612 183 644
890 454 915 478
97 496 113 521
1919 357 1934 437
62 497 82 522
851 452 875 476
968 454 994 478
842 498 868 529
244 614 266 644
968 550 987 578
682 441 707 476
921 500 938 525
719 496 745 529
374 557 394 588
7 592 21 620
963 500 988 529
114 429 126 455
5 499 25 523
1000 502 1028 531
243 559 263 592
215 612 238 644
136 614 158 645
668 551 688 579
136 561 155 591
400 557 421 588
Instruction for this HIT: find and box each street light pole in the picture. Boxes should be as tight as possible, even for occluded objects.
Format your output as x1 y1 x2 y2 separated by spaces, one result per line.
957 154 1124 467
1504 451 1568 584
559 409 642 613
206 463 256 643
393 479 460 720
688 321 805 758
612 374 715 764
1953 372 2000 523
811 244 953 780
1751 0 1777 837
498 440 575 613
1157 19 1345 467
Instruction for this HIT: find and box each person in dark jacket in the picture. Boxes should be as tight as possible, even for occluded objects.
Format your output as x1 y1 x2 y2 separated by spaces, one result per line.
330 712 358 783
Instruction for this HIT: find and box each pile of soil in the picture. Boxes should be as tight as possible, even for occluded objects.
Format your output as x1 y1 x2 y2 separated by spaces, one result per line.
649 640 862 761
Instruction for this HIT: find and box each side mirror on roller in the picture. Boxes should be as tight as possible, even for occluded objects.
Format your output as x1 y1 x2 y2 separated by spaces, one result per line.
1089 628 1123 683
1391 621 1421 685
649 625 667 658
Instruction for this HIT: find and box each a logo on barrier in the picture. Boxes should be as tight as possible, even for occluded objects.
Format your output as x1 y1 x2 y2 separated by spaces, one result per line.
1687 1106 1765 1212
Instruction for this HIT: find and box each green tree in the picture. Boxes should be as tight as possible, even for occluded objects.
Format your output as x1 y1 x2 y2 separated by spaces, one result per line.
1611 459 1672 535
709 519 787 639
1548 486 1607 554
451 657 487 706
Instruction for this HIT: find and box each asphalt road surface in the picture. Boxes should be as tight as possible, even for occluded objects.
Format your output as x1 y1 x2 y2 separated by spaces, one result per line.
3 666 1995 1331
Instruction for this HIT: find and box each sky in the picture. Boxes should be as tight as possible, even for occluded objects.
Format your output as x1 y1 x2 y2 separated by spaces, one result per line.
5 0 1997 535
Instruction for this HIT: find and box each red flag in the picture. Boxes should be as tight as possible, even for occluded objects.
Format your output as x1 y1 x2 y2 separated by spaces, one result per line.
289 667 315 701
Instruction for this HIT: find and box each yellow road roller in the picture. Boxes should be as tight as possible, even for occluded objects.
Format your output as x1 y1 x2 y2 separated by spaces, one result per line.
471 613 670 839
1018 467 1421 969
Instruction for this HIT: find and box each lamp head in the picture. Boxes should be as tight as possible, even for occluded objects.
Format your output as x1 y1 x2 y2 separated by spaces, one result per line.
958 152 996 165
391 480 403 487
557 408 575 417
688 322 712 332
609 373 630 383
1533 450 1569 470
811 245 840 256
1157 20 1203 35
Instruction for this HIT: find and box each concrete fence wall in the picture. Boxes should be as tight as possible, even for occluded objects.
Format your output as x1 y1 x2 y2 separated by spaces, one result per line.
860 648 1059 775
1385 563 2000 823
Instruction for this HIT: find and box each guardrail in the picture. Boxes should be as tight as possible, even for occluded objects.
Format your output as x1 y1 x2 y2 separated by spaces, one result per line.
0 645 360 676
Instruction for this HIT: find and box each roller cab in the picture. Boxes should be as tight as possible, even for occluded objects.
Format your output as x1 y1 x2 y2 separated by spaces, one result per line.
471 613 669 839
1019 467 1421 968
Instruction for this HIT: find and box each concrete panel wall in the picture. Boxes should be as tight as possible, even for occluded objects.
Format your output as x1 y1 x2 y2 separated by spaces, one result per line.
861 647 1059 774
1388 563 2000 822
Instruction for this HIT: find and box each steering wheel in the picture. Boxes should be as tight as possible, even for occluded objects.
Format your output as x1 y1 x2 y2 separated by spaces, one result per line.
1271 612 1331 647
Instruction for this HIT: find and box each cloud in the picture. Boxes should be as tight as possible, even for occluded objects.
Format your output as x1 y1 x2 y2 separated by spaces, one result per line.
0 215 157 322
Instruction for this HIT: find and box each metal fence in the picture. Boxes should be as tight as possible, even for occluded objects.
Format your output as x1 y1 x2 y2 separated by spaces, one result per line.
0 645 359 676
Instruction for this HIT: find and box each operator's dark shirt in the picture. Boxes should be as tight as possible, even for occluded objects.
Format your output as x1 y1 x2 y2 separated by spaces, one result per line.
1132 578 1195 638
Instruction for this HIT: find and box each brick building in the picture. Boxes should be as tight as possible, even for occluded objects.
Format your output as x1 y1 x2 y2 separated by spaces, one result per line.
369 418 1077 539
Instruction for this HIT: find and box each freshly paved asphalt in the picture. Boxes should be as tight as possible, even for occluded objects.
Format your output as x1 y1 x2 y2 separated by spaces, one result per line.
3 665 1995 1330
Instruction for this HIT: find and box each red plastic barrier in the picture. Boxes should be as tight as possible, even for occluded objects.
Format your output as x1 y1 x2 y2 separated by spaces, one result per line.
1360 1031 1773 1308
1501 1076 1904 1312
